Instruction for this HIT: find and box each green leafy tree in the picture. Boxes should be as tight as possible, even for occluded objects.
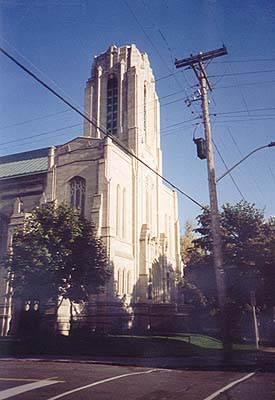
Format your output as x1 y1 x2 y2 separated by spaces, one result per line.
6 202 111 329
185 201 275 340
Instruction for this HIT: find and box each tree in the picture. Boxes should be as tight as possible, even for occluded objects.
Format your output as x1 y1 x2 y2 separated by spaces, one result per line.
185 201 275 340
6 202 111 333
180 220 195 266
193 201 275 270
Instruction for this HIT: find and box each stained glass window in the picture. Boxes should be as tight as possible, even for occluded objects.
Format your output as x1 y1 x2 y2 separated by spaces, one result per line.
70 176 86 215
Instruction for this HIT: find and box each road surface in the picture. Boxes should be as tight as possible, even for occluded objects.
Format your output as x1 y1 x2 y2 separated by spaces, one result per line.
0 359 274 399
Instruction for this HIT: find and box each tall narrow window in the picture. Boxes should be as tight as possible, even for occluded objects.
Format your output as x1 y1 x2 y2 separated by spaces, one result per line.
144 84 147 142
107 76 118 135
117 269 121 295
122 188 126 239
122 269 126 294
70 177 86 215
169 216 172 252
127 271 131 294
146 182 152 227
116 185 121 237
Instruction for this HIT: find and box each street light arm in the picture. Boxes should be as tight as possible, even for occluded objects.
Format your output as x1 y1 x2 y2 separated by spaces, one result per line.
216 141 275 183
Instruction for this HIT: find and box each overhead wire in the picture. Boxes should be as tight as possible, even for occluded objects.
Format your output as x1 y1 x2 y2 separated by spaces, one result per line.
268 166 275 191
0 124 82 147
209 108 246 200
0 130 79 153
207 4 266 202
211 106 275 115
156 68 275 83
123 0 199 115
0 109 73 130
0 117 199 148
0 34 84 112
0 87 190 131
214 58 275 63
212 138 246 200
205 3 247 202
215 79 275 90
0 46 205 210
2 98 274 133
209 69 275 78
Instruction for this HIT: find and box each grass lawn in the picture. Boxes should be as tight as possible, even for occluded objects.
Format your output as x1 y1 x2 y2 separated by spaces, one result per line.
114 333 257 351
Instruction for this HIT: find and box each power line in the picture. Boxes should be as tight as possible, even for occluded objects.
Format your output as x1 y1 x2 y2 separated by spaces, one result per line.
0 34 84 112
202 6 265 205
123 0 199 115
214 58 275 63
215 79 275 90
161 123 199 138
0 117 198 147
0 131 79 154
209 69 275 78
213 139 246 200
0 109 73 130
226 127 265 201
210 117 275 124
156 68 275 83
0 124 82 147
0 46 204 210
123 1 171 73
161 117 200 133
5 75 274 134
211 106 275 116
0 88 189 131
268 166 275 190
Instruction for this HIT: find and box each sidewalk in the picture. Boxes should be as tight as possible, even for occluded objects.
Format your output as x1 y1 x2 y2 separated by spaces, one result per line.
1 351 275 371
1 337 275 371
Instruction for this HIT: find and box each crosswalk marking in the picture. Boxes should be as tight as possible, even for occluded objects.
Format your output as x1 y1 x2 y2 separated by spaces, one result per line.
46 369 161 400
0 378 60 400
202 372 256 400
0 378 64 383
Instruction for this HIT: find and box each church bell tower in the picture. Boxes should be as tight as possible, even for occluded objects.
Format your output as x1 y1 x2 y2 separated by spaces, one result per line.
84 44 162 172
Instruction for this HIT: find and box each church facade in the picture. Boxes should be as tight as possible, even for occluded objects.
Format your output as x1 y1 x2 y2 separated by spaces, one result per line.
0 45 183 336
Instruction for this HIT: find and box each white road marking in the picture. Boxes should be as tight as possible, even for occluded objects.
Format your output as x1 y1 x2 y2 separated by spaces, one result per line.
0 377 64 383
0 378 60 400
202 371 256 400
46 369 160 400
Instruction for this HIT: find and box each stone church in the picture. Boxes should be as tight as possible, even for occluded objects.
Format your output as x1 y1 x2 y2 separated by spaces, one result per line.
0 45 183 336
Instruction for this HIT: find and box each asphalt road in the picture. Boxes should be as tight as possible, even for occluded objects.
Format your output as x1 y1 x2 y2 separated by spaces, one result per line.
0 359 274 400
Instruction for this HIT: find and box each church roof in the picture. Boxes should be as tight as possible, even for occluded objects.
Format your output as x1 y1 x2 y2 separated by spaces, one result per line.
0 148 49 180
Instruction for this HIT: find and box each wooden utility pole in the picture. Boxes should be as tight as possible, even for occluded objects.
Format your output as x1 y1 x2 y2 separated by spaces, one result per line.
175 47 230 356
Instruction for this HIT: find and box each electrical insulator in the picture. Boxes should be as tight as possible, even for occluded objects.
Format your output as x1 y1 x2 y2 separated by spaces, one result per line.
193 138 207 160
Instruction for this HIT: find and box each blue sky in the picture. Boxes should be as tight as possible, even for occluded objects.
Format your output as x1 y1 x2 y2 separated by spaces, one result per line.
1 0 275 232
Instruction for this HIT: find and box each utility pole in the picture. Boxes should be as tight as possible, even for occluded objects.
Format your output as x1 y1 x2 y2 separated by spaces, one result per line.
250 291 260 350
175 47 230 356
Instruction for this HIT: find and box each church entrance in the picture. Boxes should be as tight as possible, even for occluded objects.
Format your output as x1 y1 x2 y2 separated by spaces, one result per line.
18 300 41 337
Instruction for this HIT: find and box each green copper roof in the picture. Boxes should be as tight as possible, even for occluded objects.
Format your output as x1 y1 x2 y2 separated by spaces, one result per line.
0 148 49 180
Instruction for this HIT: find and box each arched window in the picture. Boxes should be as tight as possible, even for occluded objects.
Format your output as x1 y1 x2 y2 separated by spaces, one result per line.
116 185 121 237
107 76 118 135
69 176 86 215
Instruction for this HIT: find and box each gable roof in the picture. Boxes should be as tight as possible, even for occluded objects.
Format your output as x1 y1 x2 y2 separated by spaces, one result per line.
0 148 49 180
